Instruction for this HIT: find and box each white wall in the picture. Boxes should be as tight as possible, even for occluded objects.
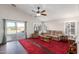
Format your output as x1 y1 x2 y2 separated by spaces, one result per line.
45 21 64 32
27 20 34 38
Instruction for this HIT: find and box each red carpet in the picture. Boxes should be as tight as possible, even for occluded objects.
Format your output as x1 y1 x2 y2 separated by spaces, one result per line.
19 39 48 54
19 36 70 54
29 37 70 54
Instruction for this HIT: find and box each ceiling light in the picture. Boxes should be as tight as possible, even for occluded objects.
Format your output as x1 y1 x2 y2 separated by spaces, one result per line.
36 13 41 16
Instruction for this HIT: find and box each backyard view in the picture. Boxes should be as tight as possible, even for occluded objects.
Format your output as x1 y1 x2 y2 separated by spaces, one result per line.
6 21 25 41
7 22 25 34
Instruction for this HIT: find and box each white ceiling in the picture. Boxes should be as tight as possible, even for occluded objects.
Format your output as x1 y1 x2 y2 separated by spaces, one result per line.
12 4 79 21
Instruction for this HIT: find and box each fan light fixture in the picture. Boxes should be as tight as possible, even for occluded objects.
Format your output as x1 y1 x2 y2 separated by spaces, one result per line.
36 13 41 16
32 6 47 16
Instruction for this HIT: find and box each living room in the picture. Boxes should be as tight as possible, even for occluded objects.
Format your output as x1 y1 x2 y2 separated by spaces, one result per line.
0 4 79 54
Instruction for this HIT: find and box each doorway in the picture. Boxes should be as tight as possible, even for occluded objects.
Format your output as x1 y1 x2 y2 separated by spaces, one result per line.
6 20 26 42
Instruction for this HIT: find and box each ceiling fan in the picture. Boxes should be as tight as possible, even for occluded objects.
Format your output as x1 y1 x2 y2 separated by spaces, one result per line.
32 6 47 16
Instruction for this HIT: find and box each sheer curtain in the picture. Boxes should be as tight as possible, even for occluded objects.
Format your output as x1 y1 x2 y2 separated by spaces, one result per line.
0 19 6 44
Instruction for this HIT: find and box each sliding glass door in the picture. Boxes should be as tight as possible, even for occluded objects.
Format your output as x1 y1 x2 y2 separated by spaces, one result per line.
16 22 25 40
6 20 26 42
6 21 17 42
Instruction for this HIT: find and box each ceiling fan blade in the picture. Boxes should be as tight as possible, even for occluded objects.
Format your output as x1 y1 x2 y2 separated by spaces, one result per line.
41 10 46 13
11 4 16 7
41 14 47 16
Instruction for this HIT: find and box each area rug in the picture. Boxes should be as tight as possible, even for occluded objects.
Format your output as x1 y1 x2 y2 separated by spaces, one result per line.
19 39 48 54
29 38 70 54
